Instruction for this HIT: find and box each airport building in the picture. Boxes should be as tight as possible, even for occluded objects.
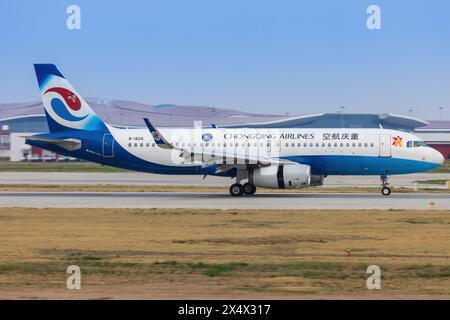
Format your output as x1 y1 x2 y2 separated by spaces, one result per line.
1 99 449 161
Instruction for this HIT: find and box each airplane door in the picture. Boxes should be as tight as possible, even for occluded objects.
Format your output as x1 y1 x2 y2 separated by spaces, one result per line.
379 134 391 157
102 133 114 157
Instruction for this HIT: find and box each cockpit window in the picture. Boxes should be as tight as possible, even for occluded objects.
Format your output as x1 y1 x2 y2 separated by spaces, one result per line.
407 141 427 148
411 141 427 147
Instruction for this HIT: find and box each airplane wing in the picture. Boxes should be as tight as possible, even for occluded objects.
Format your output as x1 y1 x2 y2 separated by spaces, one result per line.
23 136 81 151
143 118 293 174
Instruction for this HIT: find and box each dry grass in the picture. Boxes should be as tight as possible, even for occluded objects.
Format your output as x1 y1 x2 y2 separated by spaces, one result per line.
0 207 449 299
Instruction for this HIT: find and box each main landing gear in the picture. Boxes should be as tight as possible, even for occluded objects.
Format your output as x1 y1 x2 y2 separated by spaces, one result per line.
381 175 391 196
229 182 257 196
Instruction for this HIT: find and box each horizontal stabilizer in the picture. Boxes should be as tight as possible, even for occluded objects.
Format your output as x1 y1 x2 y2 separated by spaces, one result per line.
23 136 81 151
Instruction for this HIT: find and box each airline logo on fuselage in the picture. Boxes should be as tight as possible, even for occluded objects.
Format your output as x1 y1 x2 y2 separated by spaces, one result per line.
202 133 213 142
392 136 403 147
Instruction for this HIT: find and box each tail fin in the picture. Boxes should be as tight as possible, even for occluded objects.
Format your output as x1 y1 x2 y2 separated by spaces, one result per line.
34 64 107 132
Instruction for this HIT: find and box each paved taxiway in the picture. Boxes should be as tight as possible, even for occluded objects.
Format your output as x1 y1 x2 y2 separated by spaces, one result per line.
2 172 449 188
0 192 448 210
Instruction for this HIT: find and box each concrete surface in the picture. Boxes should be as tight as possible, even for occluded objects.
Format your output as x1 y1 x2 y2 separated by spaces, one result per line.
1 172 449 188
0 191 448 210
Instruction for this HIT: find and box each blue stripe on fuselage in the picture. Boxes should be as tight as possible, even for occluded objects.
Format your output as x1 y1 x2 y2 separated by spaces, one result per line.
283 155 439 175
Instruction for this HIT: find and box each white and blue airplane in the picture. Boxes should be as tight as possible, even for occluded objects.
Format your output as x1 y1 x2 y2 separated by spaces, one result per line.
25 64 444 196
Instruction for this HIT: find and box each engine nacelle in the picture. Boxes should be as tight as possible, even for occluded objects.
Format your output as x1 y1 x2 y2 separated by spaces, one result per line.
250 164 311 189
310 175 325 186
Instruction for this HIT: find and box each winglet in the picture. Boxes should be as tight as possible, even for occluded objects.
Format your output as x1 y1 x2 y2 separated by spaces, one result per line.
143 118 174 149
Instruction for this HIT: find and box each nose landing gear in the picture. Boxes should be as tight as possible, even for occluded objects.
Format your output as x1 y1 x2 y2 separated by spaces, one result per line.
381 175 391 196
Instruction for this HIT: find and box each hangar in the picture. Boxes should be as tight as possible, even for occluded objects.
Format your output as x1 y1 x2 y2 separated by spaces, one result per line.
1 99 449 161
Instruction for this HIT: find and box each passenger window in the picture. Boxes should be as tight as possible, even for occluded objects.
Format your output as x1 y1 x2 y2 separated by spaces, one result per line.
407 141 412 148
128 143 132 147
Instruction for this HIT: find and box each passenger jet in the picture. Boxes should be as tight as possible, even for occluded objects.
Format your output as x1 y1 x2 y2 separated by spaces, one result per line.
25 64 444 196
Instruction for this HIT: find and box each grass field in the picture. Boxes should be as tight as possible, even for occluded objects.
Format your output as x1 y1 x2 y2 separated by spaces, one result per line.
0 160 449 173
0 207 449 299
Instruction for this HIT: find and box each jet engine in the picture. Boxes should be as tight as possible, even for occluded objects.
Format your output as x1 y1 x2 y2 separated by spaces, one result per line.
250 164 311 189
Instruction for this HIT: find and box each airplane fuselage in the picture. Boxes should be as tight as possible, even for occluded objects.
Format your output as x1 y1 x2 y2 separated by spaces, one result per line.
29 126 443 176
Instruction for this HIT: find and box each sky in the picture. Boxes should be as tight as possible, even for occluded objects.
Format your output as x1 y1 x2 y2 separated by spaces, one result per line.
1 0 450 120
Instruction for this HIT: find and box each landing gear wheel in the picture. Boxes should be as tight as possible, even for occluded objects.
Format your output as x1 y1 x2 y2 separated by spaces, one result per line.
229 183 244 196
381 187 391 196
242 183 256 195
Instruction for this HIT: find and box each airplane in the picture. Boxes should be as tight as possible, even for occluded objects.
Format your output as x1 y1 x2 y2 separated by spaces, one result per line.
25 64 445 196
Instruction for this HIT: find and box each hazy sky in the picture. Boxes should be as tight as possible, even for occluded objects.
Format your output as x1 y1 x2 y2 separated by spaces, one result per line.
1 0 450 120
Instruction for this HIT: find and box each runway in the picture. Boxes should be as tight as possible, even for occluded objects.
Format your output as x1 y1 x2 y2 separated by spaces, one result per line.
0 191 449 210
1 172 449 188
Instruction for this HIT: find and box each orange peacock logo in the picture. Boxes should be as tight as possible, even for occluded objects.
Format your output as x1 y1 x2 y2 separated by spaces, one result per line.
392 136 403 147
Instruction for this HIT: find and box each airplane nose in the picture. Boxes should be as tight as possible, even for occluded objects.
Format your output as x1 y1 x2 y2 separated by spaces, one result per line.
433 149 445 165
